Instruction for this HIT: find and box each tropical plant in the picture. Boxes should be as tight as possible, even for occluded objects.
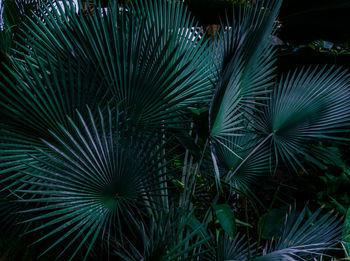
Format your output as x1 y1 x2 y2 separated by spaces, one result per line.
1 0 350 260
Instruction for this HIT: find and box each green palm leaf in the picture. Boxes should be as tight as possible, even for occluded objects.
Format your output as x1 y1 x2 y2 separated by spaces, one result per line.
8 106 173 260
254 205 343 261
0 24 12 66
254 66 350 172
2 0 56 26
203 205 342 261
210 0 281 139
0 57 109 176
16 0 214 127
208 0 281 187
1 0 213 179
201 232 251 261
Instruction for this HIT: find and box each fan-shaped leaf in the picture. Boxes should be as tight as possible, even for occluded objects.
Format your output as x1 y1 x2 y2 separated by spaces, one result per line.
8 106 172 260
17 0 214 127
254 66 350 172
210 0 281 139
255 205 343 261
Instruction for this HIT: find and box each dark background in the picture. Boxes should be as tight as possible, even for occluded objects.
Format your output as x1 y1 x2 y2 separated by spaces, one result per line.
185 0 350 70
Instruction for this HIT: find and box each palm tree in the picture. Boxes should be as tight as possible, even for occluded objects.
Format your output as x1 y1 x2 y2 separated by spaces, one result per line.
1 0 349 260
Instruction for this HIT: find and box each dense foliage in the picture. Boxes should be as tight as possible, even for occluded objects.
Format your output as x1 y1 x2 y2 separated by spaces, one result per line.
0 0 349 260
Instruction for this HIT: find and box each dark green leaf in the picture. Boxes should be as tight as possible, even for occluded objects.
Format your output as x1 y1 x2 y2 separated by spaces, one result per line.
212 203 236 238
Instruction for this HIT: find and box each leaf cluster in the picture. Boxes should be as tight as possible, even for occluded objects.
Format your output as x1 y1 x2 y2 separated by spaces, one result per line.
0 0 349 260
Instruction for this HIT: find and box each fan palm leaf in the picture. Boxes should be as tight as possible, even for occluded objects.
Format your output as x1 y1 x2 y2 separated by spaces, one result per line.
6 106 173 260
210 0 281 140
15 0 214 127
205 206 343 261
208 0 281 187
216 233 250 261
0 1 348 260
254 205 343 261
0 57 109 177
0 0 213 175
254 66 350 172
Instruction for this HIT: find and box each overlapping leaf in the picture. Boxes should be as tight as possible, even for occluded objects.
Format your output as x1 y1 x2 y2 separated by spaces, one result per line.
1 0 213 178
208 0 281 188
16 0 214 127
210 0 281 140
254 66 350 172
0 57 108 176
255 206 343 261
206 206 343 261
8 107 172 260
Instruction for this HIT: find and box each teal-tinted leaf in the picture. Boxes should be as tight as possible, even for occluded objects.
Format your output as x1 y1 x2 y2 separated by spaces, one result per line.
15 0 214 129
254 66 350 173
329 196 347 214
209 0 281 189
212 203 236 238
114 209 209 261
5 106 172 260
209 0 281 140
311 145 344 168
255 205 343 261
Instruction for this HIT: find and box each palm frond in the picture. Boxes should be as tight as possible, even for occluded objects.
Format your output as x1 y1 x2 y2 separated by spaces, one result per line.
1 0 58 50
0 24 12 60
2 0 56 25
208 0 281 188
255 205 343 261
6 106 173 260
16 0 214 127
0 56 109 176
254 66 350 172
210 0 281 140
